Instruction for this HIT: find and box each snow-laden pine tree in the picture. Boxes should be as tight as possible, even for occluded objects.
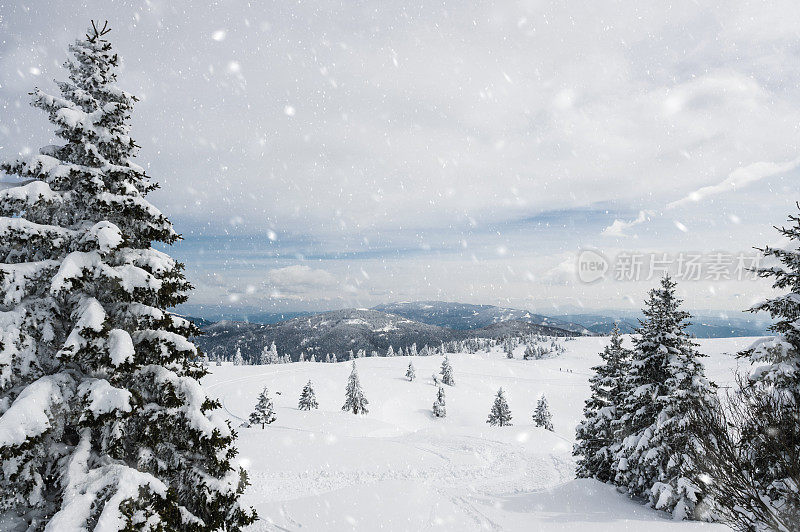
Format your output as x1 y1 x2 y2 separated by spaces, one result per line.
533 396 554 431
487 388 512 426
574 324 630 482
298 380 318 411
249 387 277 429
342 361 369 414
432 386 446 418
440 355 455 386
615 276 716 520
405 361 416 381
233 347 244 366
259 342 278 365
386 345 395 357
0 23 255 529
737 204 800 523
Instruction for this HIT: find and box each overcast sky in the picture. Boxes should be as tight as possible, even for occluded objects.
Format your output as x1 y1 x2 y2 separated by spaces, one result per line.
1 1 798 317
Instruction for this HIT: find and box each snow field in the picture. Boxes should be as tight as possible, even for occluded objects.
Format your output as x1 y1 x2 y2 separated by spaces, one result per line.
203 336 755 531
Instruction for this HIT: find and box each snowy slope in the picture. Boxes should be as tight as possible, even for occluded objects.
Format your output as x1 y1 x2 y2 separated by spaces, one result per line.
202 336 754 531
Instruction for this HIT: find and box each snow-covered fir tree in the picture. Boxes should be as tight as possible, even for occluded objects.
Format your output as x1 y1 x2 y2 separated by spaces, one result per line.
260 341 278 365
523 344 535 360
574 324 630 482
409 343 418 356
432 386 446 418
737 204 800 523
533 395 554 431
614 276 716 520
249 387 277 429
0 23 255 529
440 355 455 386
342 361 369 414
298 380 318 411
487 388 513 426
405 361 416 381
325 353 332 363
386 345 395 357
233 347 245 366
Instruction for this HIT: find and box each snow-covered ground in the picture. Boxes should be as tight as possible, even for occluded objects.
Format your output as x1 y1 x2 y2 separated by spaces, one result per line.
203 336 757 531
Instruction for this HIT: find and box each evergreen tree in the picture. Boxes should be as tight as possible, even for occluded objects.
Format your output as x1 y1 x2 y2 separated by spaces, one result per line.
574 324 630 482
533 395 554 431
298 380 318 411
615 276 716 520
249 387 277 429
440 355 455 386
405 361 416 381
432 386 446 418
523 344 535 360
409 343 418 356
0 23 255 529
505 342 514 359
487 388 512 426
233 347 244 366
386 345 395 357
342 361 369 414
261 342 278 364
737 204 800 523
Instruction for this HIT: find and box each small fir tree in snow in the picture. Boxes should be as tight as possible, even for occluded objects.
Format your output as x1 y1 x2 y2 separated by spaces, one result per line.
233 347 245 366
533 396 554 431
0 23 255 529
405 361 416 381
614 276 716 520
487 388 513 426
409 343 418 356
298 380 318 411
440 355 455 386
505 342 514 359
260 341 278 364
433 386 446 418
574 324 630 482
249 387 277 429
523 344 535 360
342 361 369 414
386 345 395 357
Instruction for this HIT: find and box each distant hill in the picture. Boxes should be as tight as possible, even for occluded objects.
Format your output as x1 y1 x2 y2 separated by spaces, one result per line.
373 301 592 335
555 313 772 338
194 308 577 362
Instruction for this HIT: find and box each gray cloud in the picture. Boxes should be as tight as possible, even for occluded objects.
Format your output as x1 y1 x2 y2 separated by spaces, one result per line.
2 1 799 312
